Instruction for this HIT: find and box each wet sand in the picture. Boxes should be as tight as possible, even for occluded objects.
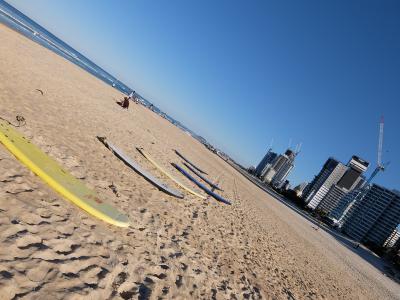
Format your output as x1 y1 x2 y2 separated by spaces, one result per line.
0 24 399 299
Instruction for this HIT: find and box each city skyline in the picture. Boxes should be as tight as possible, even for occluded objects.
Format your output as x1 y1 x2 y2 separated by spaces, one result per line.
6 0 399 190
2 1 400 297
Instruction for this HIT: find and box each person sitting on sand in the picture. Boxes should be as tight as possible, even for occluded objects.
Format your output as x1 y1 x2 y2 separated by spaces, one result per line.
116 96 130 109
116 90 137 109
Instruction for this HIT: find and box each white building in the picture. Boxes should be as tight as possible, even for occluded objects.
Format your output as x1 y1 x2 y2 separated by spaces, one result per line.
305 159 347 210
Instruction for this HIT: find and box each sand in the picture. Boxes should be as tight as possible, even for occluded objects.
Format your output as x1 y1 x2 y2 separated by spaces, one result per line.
0 23 399 299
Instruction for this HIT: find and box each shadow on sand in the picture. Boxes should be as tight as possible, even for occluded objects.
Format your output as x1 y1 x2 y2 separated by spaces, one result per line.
231 163 400 283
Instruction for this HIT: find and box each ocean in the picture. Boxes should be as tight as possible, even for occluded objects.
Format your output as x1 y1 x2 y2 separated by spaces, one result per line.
0 0 134 97
0 0 205 144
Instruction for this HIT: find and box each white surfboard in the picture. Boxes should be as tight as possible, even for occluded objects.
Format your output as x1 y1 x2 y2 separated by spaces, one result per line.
98 137 183 199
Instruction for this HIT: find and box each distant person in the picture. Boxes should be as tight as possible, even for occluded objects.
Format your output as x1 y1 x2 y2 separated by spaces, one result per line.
116 96 129 109
129 91 140 104
128 91 135 99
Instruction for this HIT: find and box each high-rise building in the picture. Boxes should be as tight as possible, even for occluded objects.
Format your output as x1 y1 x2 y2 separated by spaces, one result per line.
325 176 366 222
303 158 338 201
260 152 278 179
262 149 296 187
271 162 294 187
304 158 347 210
329 188 364 226
337 156 368 189
341 184 400 247
316 156 368 214
262 168 276 183
281 180 291 191
316 185 348 214
293 182 308 197
384 228 400 248
255 149 277 178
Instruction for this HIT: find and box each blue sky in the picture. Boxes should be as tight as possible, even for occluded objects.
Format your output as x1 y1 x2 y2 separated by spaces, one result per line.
6 0 400 189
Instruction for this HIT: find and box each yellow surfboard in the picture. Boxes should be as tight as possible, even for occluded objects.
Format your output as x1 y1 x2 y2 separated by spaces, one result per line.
0 120 129 227
137 148 207 200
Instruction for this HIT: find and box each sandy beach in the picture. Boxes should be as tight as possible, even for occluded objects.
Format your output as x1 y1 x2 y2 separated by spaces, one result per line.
0 23 399 299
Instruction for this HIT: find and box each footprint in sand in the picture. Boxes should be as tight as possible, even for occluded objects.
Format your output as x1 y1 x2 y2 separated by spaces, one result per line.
175 274 183 288
15 234 43 248
19 212 47 225
43 238 80 254
117 282 137 299
55 224 76 236
26 261 53 282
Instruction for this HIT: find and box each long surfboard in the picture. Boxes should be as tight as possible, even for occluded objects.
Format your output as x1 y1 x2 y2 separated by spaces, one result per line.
0 120 129 227
137 148 206 200
182 162 223 191
172 163 231 205
97 137 183 199
174 150 208 175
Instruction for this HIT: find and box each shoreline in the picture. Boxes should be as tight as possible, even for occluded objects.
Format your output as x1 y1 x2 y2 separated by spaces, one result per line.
0 23 399 299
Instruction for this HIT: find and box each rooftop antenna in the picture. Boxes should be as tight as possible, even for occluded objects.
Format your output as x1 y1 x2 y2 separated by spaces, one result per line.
288 138 292 150
295 142 302 155
269 138 274 150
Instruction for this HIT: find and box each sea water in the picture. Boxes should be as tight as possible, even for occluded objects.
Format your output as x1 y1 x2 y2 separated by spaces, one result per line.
0 1 202 141
0 1 132 96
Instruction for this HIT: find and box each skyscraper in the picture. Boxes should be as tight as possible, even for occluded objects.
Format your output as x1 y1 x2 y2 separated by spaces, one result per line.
255 149 277 178
303 158 337 201
317 185 348 214
303 158 347 210
316 156 368 214
293 182 308 197
329 188 365 226
262 149 296 187
260 152 278 180
341 184 400 247
271 149 296 187
384 228 400 248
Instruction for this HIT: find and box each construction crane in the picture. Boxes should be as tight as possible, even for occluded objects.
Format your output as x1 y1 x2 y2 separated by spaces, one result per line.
295 142 302 155
366 116 388 185
334 116 388 226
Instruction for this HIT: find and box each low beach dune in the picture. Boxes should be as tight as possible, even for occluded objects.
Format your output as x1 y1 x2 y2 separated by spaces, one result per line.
0 24 399 299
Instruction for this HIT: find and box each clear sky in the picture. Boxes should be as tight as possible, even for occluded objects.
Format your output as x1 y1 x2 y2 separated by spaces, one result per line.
6 0 400 189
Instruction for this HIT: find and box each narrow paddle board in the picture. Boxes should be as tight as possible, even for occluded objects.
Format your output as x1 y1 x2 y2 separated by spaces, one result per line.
182 162 222 191
98 137 183 199
174 150 208 175
137 148 206 200
0 120 129 227
172 163 231 205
